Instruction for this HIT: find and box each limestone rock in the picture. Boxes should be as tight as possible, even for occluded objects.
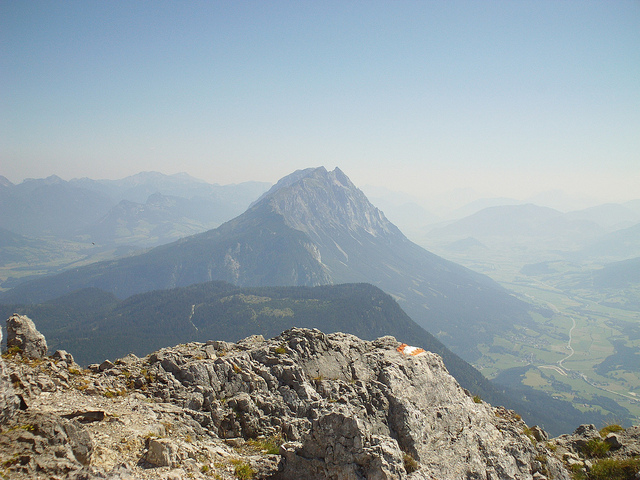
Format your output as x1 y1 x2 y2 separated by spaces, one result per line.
283 407 406 480
98 360 115 372
604 432 623 450
52 349 76 365
530 425 548 442
7 313 48 358
0 323 584 479
0 327 20 424
140 328 570 480
554 424 602 454
0 412 93 477
609 425 640 457
145 438 178 467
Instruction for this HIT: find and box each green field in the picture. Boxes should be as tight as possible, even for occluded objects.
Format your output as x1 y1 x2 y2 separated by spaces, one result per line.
425 243 640 426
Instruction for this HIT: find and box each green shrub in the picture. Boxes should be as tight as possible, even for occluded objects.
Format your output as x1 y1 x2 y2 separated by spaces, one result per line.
588 457 640 480
599 424 624 437
582 438 610 458
570 463 586 480
534 454 548 476
247 435 282 455
523 426 536 444
273 345 286 355
232 460 256 479
472 395 482 403
2 345 22 357
403 453 418 474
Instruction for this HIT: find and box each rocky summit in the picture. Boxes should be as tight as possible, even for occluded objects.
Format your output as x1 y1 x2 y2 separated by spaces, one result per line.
1 316 638 479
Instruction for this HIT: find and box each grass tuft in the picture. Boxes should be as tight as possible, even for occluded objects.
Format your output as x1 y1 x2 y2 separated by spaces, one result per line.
231 459 256 479
588 457 640 480
599 424 624 437
247 434 282 455
582 438 610 459
403 452 418 474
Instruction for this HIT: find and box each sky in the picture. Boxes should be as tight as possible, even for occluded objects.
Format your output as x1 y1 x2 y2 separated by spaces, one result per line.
1 1 639 206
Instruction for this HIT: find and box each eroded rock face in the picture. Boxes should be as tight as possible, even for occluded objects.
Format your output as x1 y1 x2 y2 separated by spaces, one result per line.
7 313 48 358
2 322 575 480
0 327 21 424
0 412 93 476
139 328 568 480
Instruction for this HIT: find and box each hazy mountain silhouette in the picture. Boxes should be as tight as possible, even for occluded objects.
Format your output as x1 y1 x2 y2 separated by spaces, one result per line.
424 203 610 259
0 167 536 361
85 193 216 247
564 203 640 231
0 172 270 247
70 171 269 205
0 175 114 238
579 222 640 261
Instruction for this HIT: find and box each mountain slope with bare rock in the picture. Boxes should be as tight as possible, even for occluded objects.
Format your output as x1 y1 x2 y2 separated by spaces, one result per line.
1 315 579 480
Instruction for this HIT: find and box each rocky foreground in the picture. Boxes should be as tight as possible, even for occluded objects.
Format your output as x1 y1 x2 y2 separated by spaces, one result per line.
1 314 639 480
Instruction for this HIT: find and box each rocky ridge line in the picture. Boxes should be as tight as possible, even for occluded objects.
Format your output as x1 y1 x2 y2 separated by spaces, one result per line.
1 314 637 479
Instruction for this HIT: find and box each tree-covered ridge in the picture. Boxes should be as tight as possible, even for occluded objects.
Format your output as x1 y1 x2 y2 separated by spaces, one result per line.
1 282 432 365
1 281 506 415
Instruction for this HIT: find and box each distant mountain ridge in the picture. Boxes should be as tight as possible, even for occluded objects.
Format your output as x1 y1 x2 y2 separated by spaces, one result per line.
0 175 114 238
580 222 640 261
422 201 640 261
430 203 603 239
0 172 270 246
71 171 269 205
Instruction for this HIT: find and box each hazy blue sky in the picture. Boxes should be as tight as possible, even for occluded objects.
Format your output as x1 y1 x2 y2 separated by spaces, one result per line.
2 1 639 204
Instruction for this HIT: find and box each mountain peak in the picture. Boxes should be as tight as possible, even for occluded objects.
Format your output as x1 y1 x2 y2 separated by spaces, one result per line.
257 166 400 243
22 174 65 186
0 176 14 188
251 167 323 206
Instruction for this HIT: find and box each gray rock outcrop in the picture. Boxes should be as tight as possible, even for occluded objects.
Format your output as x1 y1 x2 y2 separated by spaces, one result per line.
7 313 48 358
0 321 583 479
138 328 568 480
549 423 640 477
0 412 93 475
0 326 21 424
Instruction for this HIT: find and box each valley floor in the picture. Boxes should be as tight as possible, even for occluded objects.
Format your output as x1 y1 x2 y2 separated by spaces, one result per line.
420 242 640 427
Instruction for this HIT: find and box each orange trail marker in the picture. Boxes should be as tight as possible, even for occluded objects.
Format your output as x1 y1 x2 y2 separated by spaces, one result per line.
396 343 426 356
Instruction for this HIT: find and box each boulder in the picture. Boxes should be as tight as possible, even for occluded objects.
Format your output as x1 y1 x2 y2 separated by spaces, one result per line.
283 407 406 480
6 314 47 358
52 349 76 365
0 412 93 476
554 424 601 454
604 432 623 450
145 438 178 467
530 425 548 442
